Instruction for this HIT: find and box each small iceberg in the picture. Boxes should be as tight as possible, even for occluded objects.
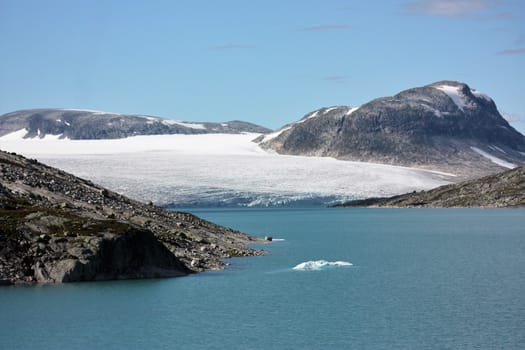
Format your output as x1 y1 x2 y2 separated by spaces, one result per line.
292 260 353 271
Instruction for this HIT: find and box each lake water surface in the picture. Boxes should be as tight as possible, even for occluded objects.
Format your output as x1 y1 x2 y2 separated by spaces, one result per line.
1 208 524 349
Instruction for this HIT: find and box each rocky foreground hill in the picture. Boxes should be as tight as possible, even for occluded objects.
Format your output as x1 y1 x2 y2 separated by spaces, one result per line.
0 108 270 139
337 165 525 208
0 150 263 285
257 81 525 178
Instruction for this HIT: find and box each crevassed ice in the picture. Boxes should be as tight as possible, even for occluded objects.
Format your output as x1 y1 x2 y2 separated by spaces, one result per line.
0 132 452 207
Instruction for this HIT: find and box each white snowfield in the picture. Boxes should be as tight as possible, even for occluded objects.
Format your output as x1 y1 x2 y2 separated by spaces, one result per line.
0 130 453 207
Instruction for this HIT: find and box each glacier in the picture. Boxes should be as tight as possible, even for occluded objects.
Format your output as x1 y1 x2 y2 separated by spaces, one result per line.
0 131 452 207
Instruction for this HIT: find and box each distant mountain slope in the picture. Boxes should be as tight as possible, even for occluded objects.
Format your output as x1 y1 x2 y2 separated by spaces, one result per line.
338 165 525 208
0 109 271 139
258 81 525 177
0 149 262 285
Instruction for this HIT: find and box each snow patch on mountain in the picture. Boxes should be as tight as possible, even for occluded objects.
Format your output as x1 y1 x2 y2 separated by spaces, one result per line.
471 89 492 101
160 119 206 130
59 108 112 115
434 85 469 111
470 147 516 169
345 107 360 116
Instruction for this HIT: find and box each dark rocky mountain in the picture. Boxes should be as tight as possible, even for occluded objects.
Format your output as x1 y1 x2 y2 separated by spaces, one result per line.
0 109 271 139
257 81 525 178
0 150 263 285
337 165 525 208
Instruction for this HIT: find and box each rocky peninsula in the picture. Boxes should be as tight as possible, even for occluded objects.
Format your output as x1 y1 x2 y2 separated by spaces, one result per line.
337 165 525 208
0 150 264 285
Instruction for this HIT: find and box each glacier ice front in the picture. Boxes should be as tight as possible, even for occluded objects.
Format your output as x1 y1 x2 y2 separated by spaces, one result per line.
0 132 452 207
292 260 353 271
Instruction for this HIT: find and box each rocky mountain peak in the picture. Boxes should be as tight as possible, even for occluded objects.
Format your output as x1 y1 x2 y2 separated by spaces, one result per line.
258 81 525 177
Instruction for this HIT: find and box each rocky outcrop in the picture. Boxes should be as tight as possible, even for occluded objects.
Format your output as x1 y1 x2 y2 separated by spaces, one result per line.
0 109 271 139
258 81 525 178
337 165 525 208
0 150 264 285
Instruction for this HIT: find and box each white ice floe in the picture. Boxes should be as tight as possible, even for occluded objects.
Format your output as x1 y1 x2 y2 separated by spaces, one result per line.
293 260 353 271
435 85 469 111
0 131 452 206
470 146 516 169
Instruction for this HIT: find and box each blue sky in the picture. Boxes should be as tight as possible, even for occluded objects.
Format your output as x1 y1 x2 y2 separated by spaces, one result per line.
1 0 524 132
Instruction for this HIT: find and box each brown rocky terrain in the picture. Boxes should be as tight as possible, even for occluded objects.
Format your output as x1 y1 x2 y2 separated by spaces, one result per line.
0 150 264 285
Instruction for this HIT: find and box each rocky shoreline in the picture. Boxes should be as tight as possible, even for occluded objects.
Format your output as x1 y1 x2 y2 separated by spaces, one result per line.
336 165 525 208
0 150 265 285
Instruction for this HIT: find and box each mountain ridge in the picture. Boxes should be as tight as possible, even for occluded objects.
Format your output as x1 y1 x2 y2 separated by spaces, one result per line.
258 81 525 178
0 108 271 139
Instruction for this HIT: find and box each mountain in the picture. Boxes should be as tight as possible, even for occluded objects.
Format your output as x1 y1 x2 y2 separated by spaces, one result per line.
337 165 525 208
0 150 263 285
257 81 525 177
0 108 271 139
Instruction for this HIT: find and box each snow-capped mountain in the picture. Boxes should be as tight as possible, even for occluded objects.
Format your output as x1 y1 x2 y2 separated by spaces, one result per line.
0 108 271 139
257 81 525 178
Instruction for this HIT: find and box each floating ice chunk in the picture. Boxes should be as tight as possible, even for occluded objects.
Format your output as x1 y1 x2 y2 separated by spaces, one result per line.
292 260 353 271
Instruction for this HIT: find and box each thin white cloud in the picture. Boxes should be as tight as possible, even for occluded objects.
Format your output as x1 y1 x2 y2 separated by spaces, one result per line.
497 48 525 55
405 0 499 17
301 25 352 32
515 35 525 45
211 44 255 50
324 75 348 83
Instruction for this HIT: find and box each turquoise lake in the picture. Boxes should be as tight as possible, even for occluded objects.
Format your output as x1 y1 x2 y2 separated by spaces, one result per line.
1 208 524 349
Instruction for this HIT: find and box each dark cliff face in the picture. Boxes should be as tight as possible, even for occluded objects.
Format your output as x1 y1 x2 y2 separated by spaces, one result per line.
0 109 271 139
0 150 263 285
260 81 525 177
339 165 525 208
